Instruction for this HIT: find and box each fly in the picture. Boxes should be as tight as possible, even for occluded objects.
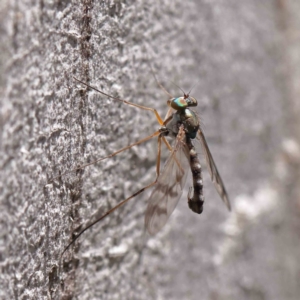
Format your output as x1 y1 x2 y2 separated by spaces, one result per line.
52 77 231 256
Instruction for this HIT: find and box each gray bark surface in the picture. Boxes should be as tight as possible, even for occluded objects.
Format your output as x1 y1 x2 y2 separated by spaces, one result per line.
1 1 300 299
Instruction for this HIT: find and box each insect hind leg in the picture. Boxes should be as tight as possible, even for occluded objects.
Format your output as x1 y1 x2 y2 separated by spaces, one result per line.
61 134 164 258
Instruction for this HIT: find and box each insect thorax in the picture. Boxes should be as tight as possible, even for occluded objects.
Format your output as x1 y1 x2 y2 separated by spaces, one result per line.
166 108 199 139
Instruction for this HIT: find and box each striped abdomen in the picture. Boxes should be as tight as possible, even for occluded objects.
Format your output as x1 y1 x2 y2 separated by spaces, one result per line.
186 137 204 214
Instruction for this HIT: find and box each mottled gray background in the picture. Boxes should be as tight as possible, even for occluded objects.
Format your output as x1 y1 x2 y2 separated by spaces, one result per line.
1 0 300 299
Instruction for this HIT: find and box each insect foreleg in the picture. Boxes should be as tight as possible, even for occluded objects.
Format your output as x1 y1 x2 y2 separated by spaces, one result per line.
74 77 165 125
48 130 161 183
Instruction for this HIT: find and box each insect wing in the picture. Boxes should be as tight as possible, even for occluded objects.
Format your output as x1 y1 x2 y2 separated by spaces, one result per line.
145 133 189 235
197 129 231 210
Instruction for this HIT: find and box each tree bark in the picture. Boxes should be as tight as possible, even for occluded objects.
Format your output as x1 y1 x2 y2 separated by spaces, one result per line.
1 0 300 299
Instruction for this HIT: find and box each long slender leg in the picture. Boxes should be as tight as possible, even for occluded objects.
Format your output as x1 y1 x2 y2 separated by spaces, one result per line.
74 77 165 125
162 136 172 151
61 134 163 257
163 107 174 124
48 130 161 183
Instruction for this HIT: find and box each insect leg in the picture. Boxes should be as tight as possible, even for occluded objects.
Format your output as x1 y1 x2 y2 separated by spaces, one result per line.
163 107 174 124
61 134 163 257
74 77 165 125
48 130 161 183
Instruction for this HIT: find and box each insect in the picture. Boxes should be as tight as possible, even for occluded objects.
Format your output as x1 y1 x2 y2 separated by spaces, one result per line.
57 76 231 256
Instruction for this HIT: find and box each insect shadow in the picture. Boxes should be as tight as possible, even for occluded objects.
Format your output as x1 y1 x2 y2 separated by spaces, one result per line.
49 75 231 258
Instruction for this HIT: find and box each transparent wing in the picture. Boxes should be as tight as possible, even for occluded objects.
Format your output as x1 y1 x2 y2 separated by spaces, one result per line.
197 129 231 210
145 129 190 235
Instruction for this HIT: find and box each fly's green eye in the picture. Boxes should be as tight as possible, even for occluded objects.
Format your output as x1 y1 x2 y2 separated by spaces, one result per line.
170 97 188 110
170 96 198 110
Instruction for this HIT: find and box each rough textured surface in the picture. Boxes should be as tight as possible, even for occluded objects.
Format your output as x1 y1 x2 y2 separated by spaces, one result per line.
1 0 300 299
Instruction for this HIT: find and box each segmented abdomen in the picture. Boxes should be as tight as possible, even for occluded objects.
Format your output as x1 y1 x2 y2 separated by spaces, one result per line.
186 137 204 214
